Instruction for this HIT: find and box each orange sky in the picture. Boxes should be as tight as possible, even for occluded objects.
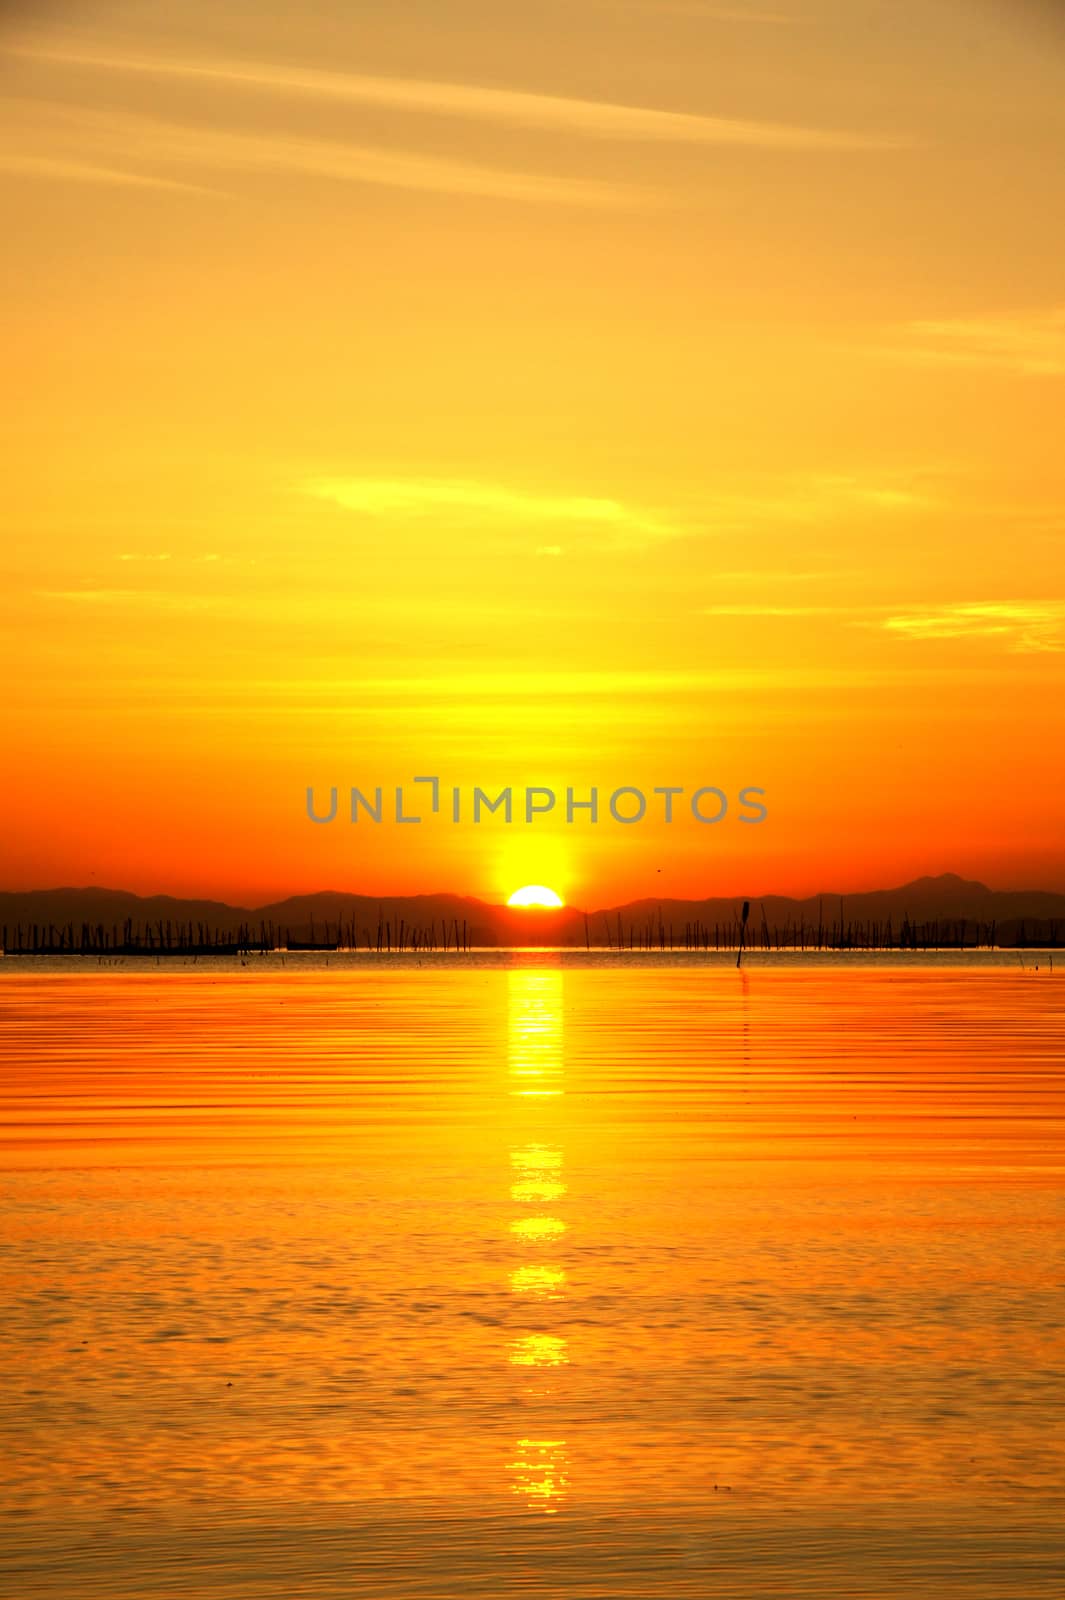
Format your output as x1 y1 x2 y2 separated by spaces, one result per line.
2 0 1064 907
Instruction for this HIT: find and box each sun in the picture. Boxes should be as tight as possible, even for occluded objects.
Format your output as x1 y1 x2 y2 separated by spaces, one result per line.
507 885 564 909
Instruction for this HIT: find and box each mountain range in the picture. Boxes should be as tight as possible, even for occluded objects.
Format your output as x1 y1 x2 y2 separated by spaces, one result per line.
2 874 1063 949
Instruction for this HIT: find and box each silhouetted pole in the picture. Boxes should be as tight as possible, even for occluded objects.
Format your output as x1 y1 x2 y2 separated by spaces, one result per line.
736 900 750 969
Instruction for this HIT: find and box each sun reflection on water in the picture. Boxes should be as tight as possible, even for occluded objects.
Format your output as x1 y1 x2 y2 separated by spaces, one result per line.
506 971 570 1514
511 1142 566 1203
511 1175 566 1203
509 1264 567 1300
507 973 564 1099
510 1214 566 1241
509 1332 569 1367
506 1437 570 1515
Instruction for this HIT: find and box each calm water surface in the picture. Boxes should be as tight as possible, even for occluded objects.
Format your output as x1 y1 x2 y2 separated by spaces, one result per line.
1 964 1063 1596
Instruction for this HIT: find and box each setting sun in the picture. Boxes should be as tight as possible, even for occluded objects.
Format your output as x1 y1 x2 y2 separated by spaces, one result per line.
507 885 564 909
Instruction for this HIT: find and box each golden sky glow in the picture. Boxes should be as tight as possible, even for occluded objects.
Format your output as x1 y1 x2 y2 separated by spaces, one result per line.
2 1 1064 903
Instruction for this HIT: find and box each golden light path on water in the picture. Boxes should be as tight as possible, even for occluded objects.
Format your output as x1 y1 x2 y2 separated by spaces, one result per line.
1 962 1064 1597
507 971 570 1513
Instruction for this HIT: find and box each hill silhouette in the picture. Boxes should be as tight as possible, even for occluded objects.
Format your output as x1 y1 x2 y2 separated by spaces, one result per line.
1 874 1063 950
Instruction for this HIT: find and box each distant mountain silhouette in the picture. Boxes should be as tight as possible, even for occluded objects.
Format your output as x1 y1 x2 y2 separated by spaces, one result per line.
1 874 1063 950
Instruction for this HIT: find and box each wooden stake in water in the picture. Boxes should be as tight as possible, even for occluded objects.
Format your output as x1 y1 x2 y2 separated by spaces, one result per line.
736 900 750 969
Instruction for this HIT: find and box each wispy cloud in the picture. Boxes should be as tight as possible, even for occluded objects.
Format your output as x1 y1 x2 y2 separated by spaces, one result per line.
712 567 860 582
247 666 922 699
0 151 212 194
2 101 631 208
227 663 1017 701
13 41 902 152
37 588 225 611
610 3 800 19
882 602 1065 652
30 587 589 630
697 474 935 529
699 603 841 616
876 308 1065 377
302 469 935 550
304 476 677 547
696 598 1065 652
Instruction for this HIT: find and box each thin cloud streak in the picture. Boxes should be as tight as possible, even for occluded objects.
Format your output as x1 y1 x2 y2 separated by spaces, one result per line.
882 602 1065 653
867 308 1065 377
305 476 678 545
712 568 860 582
611 3 800 19
699 598 1065 653
3 101 632 208
697 475 934 529
236 666 956 698
31 588 588 626
304 470 933 547
700 603 841 616
36 589 228 612
15 41 904 152
0 152 214 193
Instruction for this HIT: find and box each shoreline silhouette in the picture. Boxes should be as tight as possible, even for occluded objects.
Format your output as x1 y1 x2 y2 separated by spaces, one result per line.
2 873 1063 954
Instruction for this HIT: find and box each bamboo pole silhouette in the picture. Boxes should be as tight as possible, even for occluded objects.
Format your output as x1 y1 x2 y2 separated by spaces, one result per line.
736 900 750 968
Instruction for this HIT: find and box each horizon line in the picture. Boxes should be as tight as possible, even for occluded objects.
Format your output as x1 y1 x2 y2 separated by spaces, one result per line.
4 869 1065 916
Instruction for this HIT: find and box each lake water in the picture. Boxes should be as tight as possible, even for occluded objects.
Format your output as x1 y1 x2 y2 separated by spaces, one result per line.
1 962 1063 1596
